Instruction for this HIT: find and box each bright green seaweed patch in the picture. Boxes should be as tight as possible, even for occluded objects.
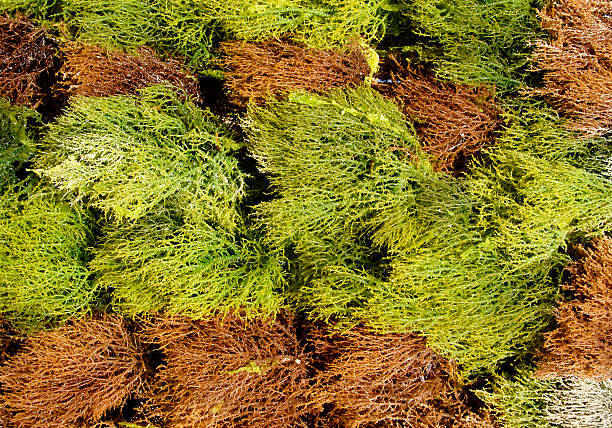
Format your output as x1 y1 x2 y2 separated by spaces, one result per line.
0 99 40 191
0 0 60 20
498 98 612 177
36 85 286 318
0 183 96 333
207 0 385 49
385 0 542 92
35 85 243 228
91 211 287 318
62 0 161 51
247 86 612 376
247 87 433 323
367 149 612 375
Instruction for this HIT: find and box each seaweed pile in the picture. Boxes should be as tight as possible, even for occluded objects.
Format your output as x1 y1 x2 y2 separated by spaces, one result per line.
0 0 610 426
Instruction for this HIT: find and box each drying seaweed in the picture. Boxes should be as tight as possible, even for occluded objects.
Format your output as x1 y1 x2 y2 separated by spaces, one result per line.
220 39 371 107
0 315 146 427
531 0 612 137
374 57 501 173
308 325 494 427
57 43 201 101
0 15 57 108
536 237 612 380
141 313 310 427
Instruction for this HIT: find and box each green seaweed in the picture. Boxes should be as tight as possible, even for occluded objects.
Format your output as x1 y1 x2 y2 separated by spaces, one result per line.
247 86 430 323
0 99 40 191
247 86 611 376
92 213 287 318
384 0 543 92
0 183 96 333
35 85 243 228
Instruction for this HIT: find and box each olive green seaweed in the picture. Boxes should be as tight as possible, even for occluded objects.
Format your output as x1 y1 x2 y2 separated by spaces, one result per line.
247 87 429 323
247 86 612 376
35 85 243 228
35 84 286 318
0 99 40 191
385 0 543 92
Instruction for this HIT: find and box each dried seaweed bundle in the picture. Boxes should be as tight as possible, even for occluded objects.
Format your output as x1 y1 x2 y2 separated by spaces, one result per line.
142 313 309 427
0 315 145 427
0 15 57 107
544 378 612 427
375 60 501 173
536 237 612 380
532 0 612 137
57 43 201 101
220 40 371 107
308 326 493 427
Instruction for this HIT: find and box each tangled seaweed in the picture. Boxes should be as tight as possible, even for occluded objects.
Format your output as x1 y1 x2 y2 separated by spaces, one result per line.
220 39 371 107
374 58 501 173
57 43 200 101
0 315 145 427
531 0 612 137
142 313 310 427
308 326 493 427
0 15 57 107
536 237 612 380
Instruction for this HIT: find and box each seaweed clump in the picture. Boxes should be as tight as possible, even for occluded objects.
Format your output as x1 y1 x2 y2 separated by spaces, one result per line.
141 313 310 427
0 15 57 107
536 237 612 380
36 85 286 318
0 184 96 333
308 326 494 427
57 42 201 101
374 58 501 173
531 0 612 137
0 315 145 427
220 39 371 107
